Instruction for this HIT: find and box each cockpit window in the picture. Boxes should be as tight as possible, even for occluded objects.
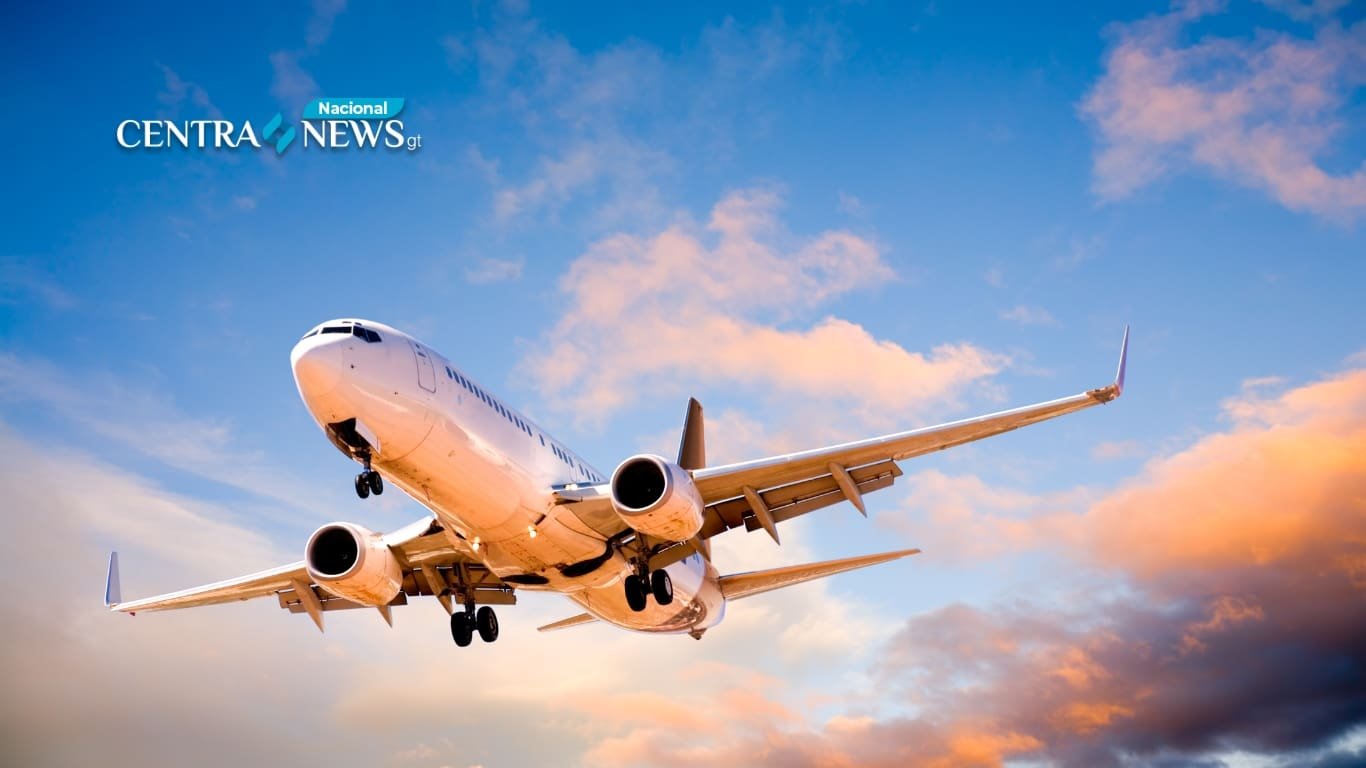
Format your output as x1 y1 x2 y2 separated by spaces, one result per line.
301 329 319 339
336 326 381 342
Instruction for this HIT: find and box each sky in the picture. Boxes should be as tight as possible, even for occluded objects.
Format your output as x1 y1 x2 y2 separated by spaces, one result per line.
1 0 1364 766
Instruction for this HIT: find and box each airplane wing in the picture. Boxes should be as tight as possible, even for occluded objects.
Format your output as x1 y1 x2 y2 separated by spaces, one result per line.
558 327 1128 545
106 516 514 631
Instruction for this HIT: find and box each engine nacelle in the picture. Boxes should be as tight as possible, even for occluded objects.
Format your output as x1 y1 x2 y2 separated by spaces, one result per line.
305 522 403 606
610 454 705 542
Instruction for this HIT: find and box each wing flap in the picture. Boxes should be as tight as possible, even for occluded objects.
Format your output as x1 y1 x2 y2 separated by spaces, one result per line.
700 460 902 538
281 589 409 614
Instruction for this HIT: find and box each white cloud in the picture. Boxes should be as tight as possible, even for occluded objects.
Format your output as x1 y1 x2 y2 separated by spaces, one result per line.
458 14 848 229
270 51 320 112
463 256 524 284
0 259 77 310
521 189 1007 427
1082 2 1366 220
999 304 1060 327
269 0 347 111
156 65 222 120
0 353 329 517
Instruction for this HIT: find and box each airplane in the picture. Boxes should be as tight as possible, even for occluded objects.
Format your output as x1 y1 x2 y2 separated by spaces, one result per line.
105 319 1128 645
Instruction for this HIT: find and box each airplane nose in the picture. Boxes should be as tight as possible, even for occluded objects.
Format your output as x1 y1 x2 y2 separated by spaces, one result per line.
291 337 344 396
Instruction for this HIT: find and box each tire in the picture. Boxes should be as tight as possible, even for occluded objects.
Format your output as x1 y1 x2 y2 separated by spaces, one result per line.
651 569 674 606
451 612 473 647
476 606 499 643
354 474 370 499
624 574 648 612
367 470 384 496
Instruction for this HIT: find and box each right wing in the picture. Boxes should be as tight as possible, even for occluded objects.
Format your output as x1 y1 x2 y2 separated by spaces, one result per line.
106 516 514 631
557 327 1128 544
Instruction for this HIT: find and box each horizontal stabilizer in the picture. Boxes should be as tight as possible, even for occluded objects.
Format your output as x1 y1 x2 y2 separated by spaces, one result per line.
719 548 920 602
537 612 599 633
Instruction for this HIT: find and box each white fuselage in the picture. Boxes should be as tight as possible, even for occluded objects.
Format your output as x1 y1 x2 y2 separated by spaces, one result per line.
290 319 725 634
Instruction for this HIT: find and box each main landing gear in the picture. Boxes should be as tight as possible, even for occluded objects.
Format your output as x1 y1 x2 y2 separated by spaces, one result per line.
450 605 499 647
624 559 674 613
353 452 383 499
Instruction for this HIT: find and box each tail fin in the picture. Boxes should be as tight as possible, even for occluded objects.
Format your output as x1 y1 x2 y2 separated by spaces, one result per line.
679 397 711 561
677 397 705 470
718 548 919 602
104 552 121 608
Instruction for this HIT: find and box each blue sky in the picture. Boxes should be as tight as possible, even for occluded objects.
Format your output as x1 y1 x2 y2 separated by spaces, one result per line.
2 2 1365 766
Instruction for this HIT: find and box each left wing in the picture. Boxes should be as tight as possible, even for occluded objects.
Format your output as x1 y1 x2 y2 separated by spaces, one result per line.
558 327 1128 544
106 516 513 631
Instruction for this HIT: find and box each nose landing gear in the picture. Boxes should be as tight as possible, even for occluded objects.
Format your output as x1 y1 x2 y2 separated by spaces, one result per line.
353 451 384 499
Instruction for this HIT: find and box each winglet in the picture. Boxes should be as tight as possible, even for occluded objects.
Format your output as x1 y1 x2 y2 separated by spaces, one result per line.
1088 326 1129 404
1115 325 1129 397
104 552 121 608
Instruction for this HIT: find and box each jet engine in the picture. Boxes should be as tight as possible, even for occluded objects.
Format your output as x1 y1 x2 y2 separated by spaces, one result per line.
610 454 705 541
305 522 403 605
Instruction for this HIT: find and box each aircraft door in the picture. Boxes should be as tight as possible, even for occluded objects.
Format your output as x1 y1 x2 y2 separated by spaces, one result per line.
409 340 437 393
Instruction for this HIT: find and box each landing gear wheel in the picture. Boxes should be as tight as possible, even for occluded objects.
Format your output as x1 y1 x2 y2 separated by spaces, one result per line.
476 606 499 643
624 574 648 612
651 569 674 606
450 611 473 647
354 473 371 499
366 470 383 496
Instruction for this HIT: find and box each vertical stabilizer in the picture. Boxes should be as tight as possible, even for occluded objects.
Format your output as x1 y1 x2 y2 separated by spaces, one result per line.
677 397 705 470
678 398 710 560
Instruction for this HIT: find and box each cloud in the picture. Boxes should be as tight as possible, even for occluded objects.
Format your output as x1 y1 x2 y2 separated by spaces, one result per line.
837 191 868 217
1259 0 1351 22
520 189 1007 426
305 0 347 50
1082 2 1366 220
0 353 330 517
270 0 347 111
463 255 524 284
457 12 848 229
0 418 905 767
999 304 1059 327
0 259 77 310
156 64 222 120
0 426 328 767
588 363 1366 766
1091 439 1144 460
270 51 320 112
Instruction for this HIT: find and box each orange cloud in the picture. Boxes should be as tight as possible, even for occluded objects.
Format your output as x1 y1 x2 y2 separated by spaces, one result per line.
575 363 1366 767
521 189 1006 427
1078 368 1366 580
